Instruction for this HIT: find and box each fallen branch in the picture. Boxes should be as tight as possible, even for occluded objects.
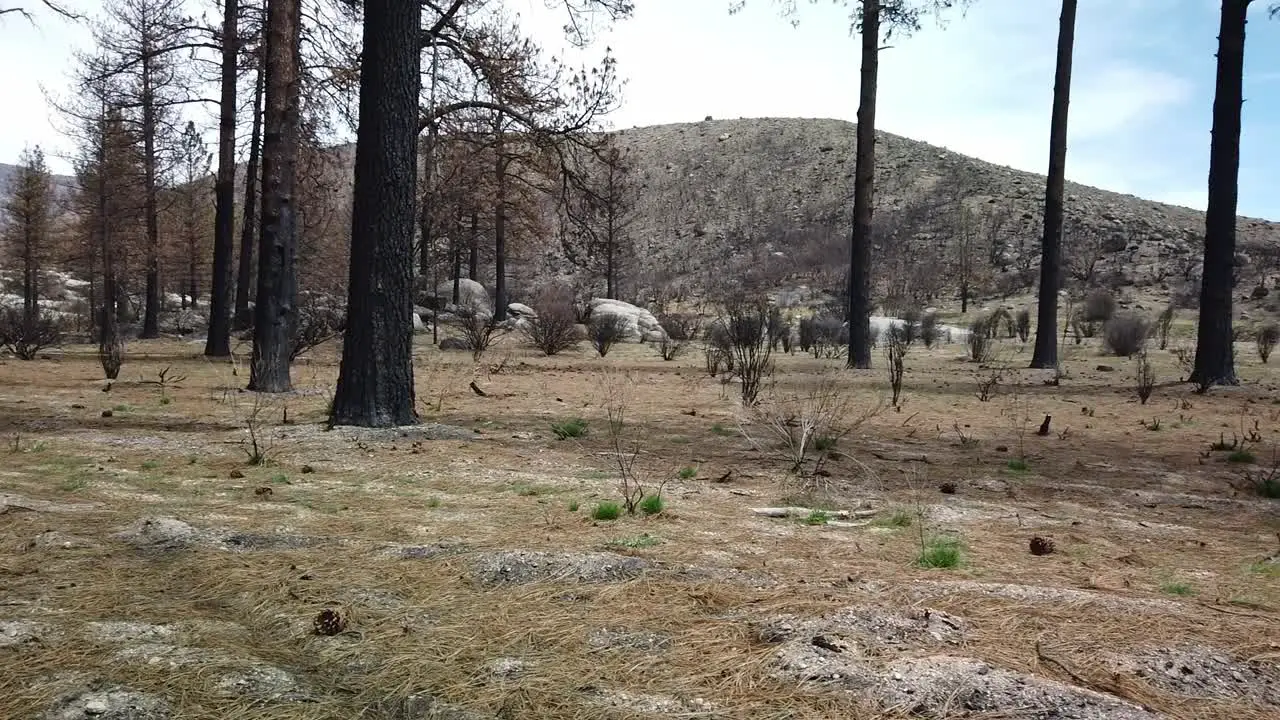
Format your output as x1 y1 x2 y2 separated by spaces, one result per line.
751 506 877 520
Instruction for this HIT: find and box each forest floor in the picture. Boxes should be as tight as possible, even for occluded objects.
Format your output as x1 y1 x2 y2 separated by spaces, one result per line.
0 329 1277 719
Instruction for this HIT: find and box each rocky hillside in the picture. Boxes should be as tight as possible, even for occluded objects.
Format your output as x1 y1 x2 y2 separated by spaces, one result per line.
6 118 1280 316
604 117 1280 304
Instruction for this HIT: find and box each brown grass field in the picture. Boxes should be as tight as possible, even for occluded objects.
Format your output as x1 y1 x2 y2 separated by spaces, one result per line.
1 326 1277 719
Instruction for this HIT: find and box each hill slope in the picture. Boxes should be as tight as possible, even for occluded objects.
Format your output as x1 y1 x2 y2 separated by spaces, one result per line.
599 117 1279 305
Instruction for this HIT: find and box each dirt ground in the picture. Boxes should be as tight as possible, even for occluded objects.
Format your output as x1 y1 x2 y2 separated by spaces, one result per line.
0 329 1277 719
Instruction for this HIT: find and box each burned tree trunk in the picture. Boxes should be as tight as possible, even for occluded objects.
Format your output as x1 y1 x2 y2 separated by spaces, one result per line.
330 0 421 427
248 0 301 393
205 0 238 357
1030 0 1077 369
846 0 878 370
234 61 264 331
1190 0 1251 389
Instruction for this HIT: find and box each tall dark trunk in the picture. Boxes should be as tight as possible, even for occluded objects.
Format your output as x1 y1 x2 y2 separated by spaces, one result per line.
467 211 478 280
234 60 265 330
1030 0 1077 369
330 0 420 427
249 0 301 393
606 204 616 299
846 0 878 369
1191 0 1250 388
493 127 508 322
140 54 161 339
205 0 239 356
451 236 462 304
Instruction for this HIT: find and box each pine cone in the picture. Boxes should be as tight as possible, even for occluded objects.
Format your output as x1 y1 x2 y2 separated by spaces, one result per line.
1029 536 1055 556
313 608 347 636
939 482 957 495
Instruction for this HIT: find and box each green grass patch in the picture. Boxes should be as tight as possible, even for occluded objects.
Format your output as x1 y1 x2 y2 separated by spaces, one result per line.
639 494 665 515
916 536 964 569
1160 581 1195 596
140 460 159 471
813 435 839 452
425 496 441 508
1006 458 1029 472
551 418 588 440
592 502 622 521
59 476 88 492
606 533 660 549
872 508 913 528
710 423 735 437
1227 449 1256 464
803 509 829 526
678 466 698 480
567 500 580 512
1247 560 1279 579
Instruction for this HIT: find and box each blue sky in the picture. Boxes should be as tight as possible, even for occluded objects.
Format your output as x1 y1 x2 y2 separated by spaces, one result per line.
3 0 1278 219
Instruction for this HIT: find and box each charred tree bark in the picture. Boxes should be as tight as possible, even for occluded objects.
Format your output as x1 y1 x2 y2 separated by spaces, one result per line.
140 51 162 339
1191 0 1251 388
1030 0 1077 369
248 0 301 393
467 210 478 281
846 0 878 369
205 0 238 357
234 61 265 331
330 0 421 427
493 128 508 322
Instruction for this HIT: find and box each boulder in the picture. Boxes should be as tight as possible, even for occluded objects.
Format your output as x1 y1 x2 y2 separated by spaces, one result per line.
508 302 536 319
439 337 470 352
435 279 491 314
587 298 666 343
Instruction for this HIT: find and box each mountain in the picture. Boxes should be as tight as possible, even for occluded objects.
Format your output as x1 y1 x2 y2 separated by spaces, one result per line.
596 117 1279 307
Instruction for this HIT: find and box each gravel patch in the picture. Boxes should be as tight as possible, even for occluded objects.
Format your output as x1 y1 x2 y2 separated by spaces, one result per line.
470 550 648 586
878 655 1161 719
1116 645 1280 706
586 628 673 653
0 619 48 648
44 686 172 720
85 622 176 644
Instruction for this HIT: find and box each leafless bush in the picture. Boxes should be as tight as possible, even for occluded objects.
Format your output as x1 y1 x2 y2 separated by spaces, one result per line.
742 371 882 480
920 312 939 348
522 286 580 356
988 307 1016 339
598 370 669 515
99 331 123 380
0 309 63 360
1015 308 1031 342
721 298 774 406
899 308 920 345
451 307 507 362
1257 322 1279 364
975 363 1005 402
655 312 700 361
767 307 792 353
589 314 630 357
1103 312 1150 357
1172 344 1196 380
967 317 994 362
290 299 345 361
1157 304 1175 350
885 326 908 409
1082 289 1116 322
800 313 847 359
1135 350 1156 405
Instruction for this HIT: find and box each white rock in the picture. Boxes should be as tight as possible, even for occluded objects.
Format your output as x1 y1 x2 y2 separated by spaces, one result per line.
435 278 490 313
508 302 536 318
587 298 667 343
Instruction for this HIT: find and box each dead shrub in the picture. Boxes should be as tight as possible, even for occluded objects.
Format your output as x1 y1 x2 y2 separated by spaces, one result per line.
1015 308 1031 342
0 309 62 360
1172 344 1196 380
899 308 920 345
1103 312 1150 357
920 312 939 348
1257 322 1279 364
1157 303 1175 350
290 298 345 361
1082 289 1116 322
721 298 774 406
522 286 580 356
1135 350 1156 404
588 314 629 357
451 307 507 362
967 317 994 362
655 313 700 361
885 325 908 409
742 371 881 480
800 313 847 359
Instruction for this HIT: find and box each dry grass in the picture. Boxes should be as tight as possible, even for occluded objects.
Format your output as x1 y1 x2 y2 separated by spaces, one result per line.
0 328 1277 719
